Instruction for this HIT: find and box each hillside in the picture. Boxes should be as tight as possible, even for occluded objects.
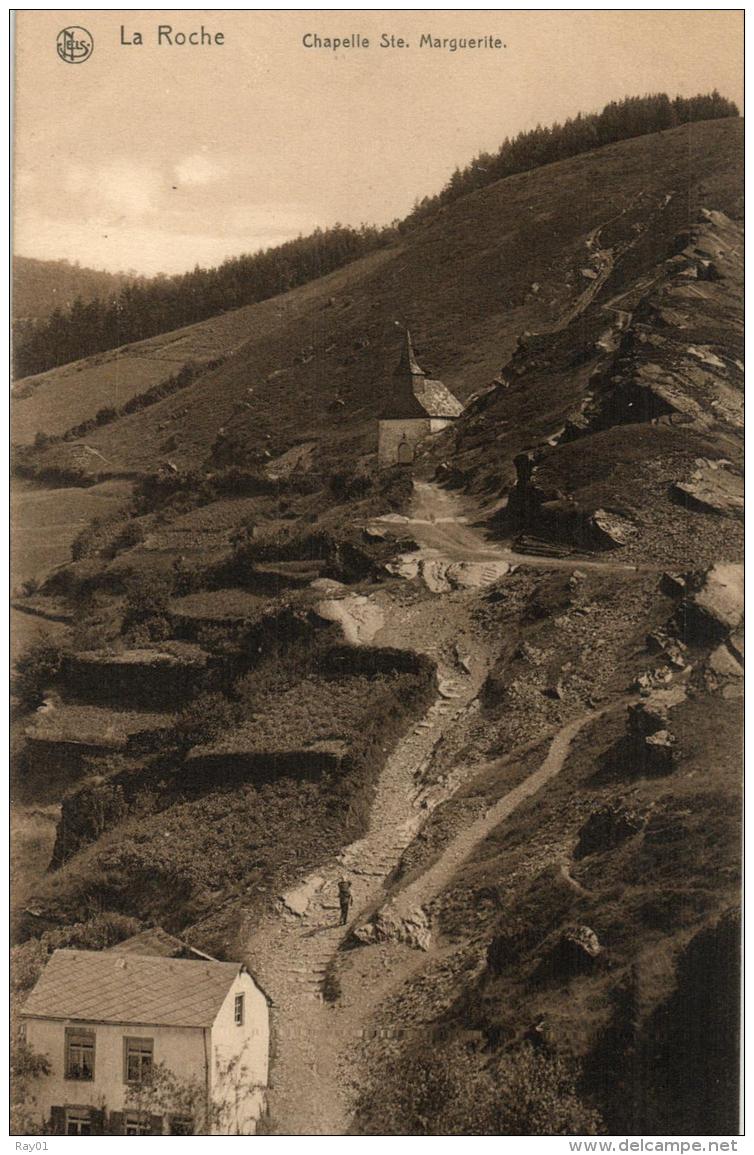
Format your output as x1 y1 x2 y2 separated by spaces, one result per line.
13 119 743 475
12 257 139 323
11 116 742 1137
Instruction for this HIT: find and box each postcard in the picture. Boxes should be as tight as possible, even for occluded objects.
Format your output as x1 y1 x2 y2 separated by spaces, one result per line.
10 9 744 1142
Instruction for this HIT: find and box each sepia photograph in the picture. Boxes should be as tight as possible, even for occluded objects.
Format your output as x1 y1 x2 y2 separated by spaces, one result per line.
10 8 743 1140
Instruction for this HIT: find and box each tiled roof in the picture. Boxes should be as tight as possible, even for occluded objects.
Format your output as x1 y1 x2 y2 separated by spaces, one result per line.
21 949 241 1028
415 379 465 418
109 928 216 961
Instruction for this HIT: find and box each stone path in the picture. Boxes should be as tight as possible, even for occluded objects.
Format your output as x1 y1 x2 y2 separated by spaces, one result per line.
244 657 481 1133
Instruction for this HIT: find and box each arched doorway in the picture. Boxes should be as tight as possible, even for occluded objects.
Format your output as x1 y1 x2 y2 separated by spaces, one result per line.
397 438 414 465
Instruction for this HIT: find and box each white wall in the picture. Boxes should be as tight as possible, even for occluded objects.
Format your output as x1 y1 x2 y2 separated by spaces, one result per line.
24 1017 206 1131
378 418 431 466
210 971 269 1135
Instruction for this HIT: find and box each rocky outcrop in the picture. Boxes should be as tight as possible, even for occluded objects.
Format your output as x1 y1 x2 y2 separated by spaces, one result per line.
547 925 603 977
574 803 647 859
703 641 744 697
676 563 744 645
672 459 744 519
590 509 639 549
352 902 432 952
386 556 510 591
279 874 325 917
646 629 687 669
625 699 678 775
605 689 685 779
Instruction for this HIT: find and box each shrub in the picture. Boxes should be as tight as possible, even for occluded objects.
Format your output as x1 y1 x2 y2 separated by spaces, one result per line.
359 1040 601 1135
492 1044 602 1135
11 1036 51 1134
328 469 374 503
10 938 49 994
121 573 173 642
13 635 70 710
52 782 129 865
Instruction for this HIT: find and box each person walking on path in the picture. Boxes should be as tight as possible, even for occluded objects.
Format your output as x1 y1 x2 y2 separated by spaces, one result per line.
338 878 353 926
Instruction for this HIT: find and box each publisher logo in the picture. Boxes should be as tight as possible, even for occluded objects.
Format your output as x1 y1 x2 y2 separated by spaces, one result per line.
56 26 94 64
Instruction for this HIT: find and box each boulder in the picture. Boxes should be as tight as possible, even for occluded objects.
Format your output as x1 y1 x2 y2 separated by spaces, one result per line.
574 803 646 859
708 643 744 680
628 699 670 738
549 925 603 977
279 874 325 917
660 571 687 598
352 903 431 952
643 729 677 774
672 464 743 519
646 629 688 669
678 563 744 644
310 578 346 594
728 631 744 664
620 699 679 776
633 667 674 695
591 509 639 549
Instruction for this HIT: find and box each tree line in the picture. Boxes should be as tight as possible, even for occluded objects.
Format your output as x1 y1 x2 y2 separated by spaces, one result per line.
14 224 395 378
12 256 142 324
398 90 739 231
14 91 738 378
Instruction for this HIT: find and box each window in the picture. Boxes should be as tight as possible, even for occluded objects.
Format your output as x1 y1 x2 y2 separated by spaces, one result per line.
170 1116 194 1135
124 1112 152 1136
65 1108 92 1135
234 993 245 1025
65 1028 95 1080
124 1036 153 1083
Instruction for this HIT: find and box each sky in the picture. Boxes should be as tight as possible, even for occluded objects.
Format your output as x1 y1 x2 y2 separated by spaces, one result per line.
14 10 743 276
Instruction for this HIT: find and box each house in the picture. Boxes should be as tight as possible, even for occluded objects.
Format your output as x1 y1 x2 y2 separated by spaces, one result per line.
20 949 270 1135
378 330 463 466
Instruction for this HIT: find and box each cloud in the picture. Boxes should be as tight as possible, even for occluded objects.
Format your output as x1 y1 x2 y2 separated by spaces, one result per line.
63 160 162 220
174 153 225 187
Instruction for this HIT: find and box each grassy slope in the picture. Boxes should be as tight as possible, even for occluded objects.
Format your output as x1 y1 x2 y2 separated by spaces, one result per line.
16 120 742 476
354 575 741 1134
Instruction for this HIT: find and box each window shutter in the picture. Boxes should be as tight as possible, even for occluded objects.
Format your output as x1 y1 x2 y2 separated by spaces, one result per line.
49 1106 65 1135
90 1108 105 1136
149 1114 164 1135
108 1111 124 1135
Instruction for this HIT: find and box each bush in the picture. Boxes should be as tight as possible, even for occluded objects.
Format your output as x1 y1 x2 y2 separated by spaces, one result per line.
121 573 173 642
328 469 374 503
11 1036 52 1134
13 635 70 710
359 1040 602 1135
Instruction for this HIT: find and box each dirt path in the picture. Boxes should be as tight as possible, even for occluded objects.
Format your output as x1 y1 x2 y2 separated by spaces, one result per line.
241 481 636 1133
383 705 616 927
380 480 662 575
244 635 484 1133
